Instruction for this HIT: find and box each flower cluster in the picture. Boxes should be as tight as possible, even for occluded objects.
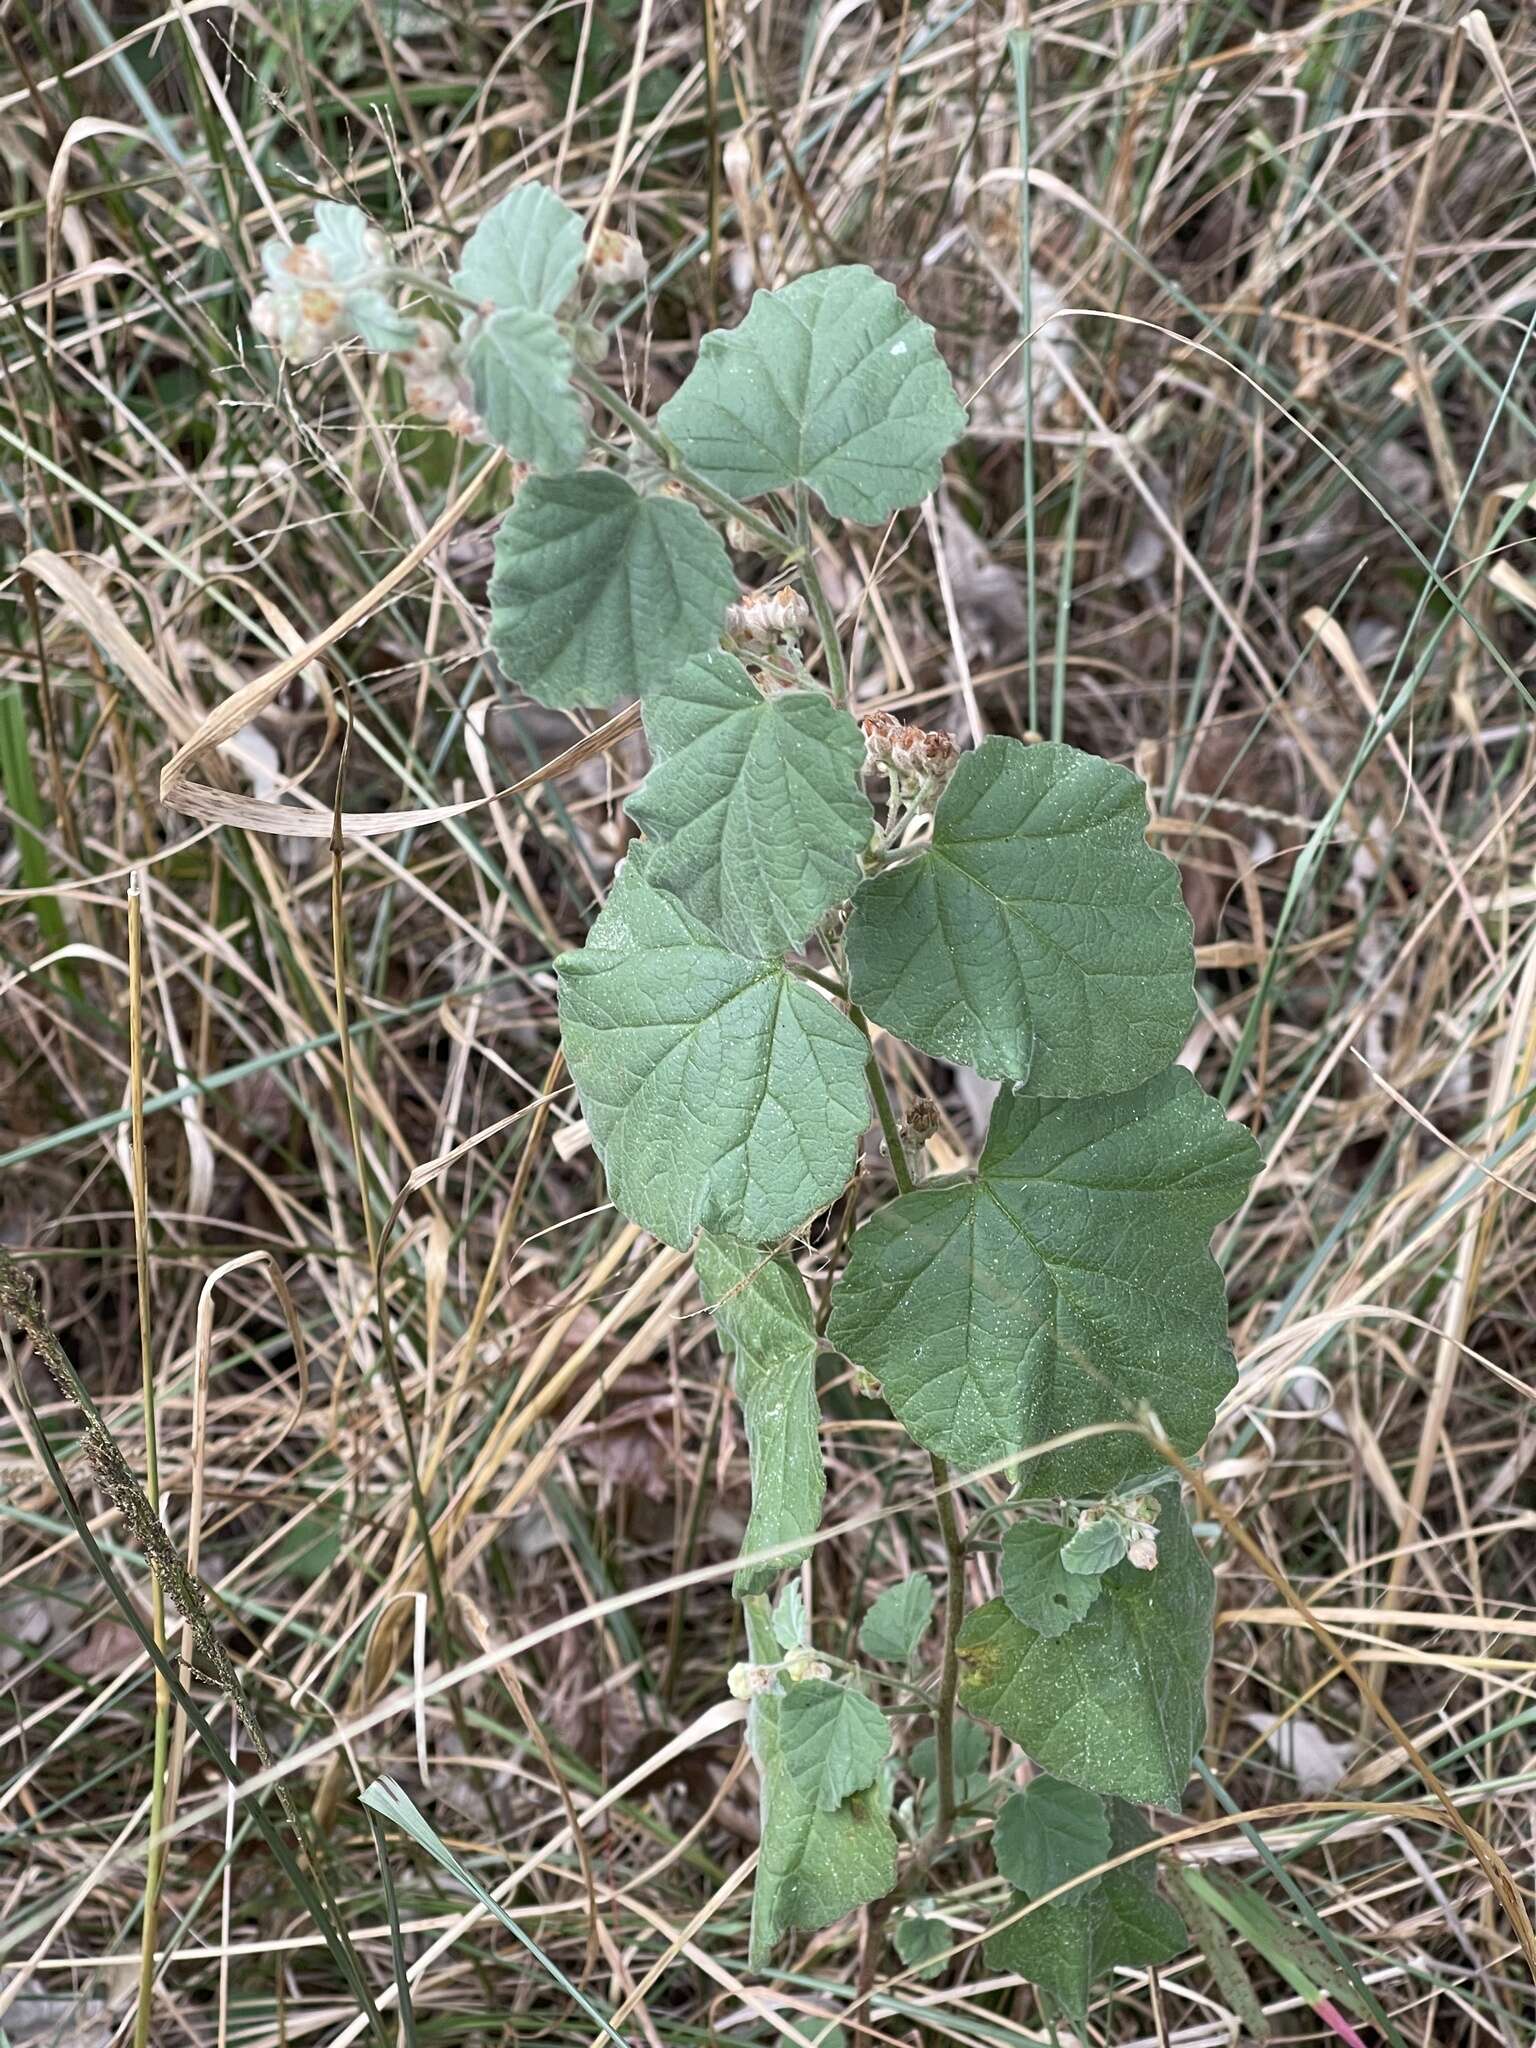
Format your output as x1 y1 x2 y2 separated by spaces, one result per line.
249 202 413 361
860 709 959 803
726 586 812 646
251 238 358 358
398 318 481 438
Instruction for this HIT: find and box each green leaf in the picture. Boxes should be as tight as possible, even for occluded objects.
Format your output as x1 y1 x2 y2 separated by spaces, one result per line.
657 264 966 523
893 1908 951 1976
845 736 1196 1093
749 1688 898 1965
957 1490 1214 1809
772 1580 808 1650
1000 1522 1102 1639
462 310 584 471
630 652 873 957
911 1716 988 1782
557 854 869 1249
489 472 736 709
453 183 585 315
993 1778 1111 1899
696 1235 825 1595
310 202 381 286
826 1066 1260 1498
777 1679 892 1812
858 1575 935 1663
1060 1515 1130 1577
985 1801 1186 2017
347 287 416 352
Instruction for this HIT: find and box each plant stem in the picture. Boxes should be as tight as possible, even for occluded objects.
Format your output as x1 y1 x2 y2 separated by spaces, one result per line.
853 1016 968 1864
127 874 170 2048
570 364 792 555
794 483 849 702
925 1453 966 1853
854 1005 912 1195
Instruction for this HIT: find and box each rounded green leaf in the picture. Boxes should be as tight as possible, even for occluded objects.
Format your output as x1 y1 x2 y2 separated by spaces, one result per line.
993 1778 1111 1900
489 471 736 709
462 309 584 471
1000 1522 1102 1638
986 1802 1185 2015
826 1066 1259 1498
892 1909 951 1976
958 1490 1213 1809
656 264 967 523
1060 1515 1130 1577
310 201 381 286
777 1679 892 1812
748 1689 897 1965
858 1575 936 1663
556 854 869 1249
453 183 585 315
846 736 1196 1093
630 651 874 956
696 1234 825 1595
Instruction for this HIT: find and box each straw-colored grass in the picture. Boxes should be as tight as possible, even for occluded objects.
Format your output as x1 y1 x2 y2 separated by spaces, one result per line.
2 3 1535 2044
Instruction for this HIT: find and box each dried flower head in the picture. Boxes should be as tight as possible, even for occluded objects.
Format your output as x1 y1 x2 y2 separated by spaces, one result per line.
861 710 959 802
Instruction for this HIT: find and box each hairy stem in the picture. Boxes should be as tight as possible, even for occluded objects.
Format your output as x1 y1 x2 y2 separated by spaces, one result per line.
854 1006 913 1195
925 1453 966 1853
794 483 849 702
570 364 792 555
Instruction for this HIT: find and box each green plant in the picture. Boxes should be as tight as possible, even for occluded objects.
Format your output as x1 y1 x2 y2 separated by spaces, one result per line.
253 180 1261 2014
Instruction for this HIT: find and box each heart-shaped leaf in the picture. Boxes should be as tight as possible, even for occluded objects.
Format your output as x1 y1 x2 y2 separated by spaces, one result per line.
657 264 967 523
1000 1522 1102 1639
462 309 584 471
993 1777 1111 1899
696 1235 825 1595
858 1575 936 1663
986 1801 1186 2016
826 1067 1259 1498
631 651 873 956
453 182 585 315
556 854 869 1249
777 1679 892 1812
958 1490 1213 1809
846 736 1196 1093
749 1688 898 1965
490 472 736 708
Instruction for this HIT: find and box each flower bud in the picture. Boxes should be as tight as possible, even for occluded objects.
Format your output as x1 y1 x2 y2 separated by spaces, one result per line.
726 586 812 646
570 319 611 367
783 1645 831 1684
587 227 647 289
727 1661 779 1699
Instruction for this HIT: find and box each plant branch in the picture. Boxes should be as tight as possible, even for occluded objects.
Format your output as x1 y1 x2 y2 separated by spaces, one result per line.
571 364 793 555
794 483 849 702
924 1453 966 1855
854 1006 912 1195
